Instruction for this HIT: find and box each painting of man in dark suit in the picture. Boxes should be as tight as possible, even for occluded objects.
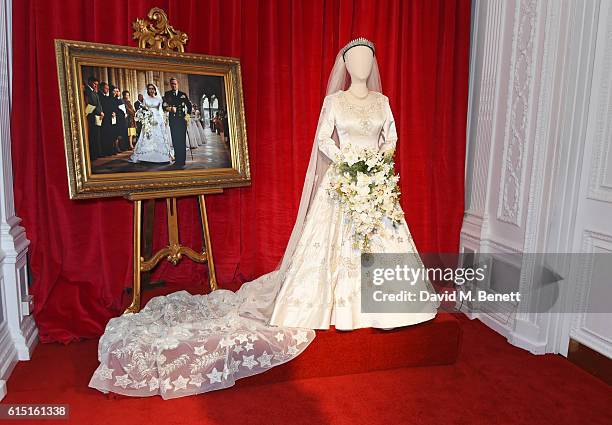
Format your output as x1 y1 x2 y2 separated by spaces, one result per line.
84 76 103 160
98 82 116 156
163 77 192 169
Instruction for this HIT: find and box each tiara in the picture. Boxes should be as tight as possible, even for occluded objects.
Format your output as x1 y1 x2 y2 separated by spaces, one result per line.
341 37 375 60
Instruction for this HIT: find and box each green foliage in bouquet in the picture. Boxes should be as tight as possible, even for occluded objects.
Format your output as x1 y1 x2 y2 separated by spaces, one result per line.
327 147 404 252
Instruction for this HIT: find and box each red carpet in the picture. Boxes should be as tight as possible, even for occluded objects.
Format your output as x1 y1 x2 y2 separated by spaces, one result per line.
1 312 610 425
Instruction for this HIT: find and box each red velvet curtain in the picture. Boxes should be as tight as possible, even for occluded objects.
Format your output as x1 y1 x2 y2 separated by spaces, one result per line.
12 0 471 343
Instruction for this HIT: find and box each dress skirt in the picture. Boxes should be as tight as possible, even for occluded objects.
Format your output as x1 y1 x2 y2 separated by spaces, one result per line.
269 169 438 330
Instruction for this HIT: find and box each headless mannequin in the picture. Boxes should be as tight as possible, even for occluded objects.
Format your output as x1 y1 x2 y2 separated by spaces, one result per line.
342 44 395 331
343 45 374 103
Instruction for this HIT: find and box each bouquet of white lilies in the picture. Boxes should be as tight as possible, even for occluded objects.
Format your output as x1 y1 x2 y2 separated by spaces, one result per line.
327 145 404 252
135 107 157 139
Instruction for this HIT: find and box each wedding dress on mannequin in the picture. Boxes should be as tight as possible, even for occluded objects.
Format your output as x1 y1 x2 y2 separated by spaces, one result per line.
89 38 439 399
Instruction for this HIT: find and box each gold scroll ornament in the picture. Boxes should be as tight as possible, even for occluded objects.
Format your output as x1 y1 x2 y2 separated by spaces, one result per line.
132 7 188 52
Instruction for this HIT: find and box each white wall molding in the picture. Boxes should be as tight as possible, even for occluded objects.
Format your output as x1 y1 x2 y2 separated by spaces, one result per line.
463 0 545 257
508 0 561 354
587 1 612 203
0 320 16 399
497 0 539 226
468 0 507 215
537 0 602 356
0 0 38 400
566 229 612 359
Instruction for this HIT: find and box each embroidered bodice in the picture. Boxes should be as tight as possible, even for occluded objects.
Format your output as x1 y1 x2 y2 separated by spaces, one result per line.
317 91 398 160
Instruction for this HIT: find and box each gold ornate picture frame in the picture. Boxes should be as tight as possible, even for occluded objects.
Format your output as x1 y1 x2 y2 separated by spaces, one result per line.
55 39 251 199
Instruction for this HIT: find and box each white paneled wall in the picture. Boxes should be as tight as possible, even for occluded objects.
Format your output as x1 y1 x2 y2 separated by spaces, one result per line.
0 0 38 400
464 0 612 358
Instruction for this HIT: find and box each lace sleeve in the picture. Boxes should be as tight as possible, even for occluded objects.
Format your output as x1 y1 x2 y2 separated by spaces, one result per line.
316 95 341 161
379 97 398 154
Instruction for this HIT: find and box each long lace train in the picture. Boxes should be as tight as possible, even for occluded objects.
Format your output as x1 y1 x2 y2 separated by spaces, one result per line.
89 288 314 399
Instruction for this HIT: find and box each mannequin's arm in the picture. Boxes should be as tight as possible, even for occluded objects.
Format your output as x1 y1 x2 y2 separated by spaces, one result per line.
379 98 398 156
316 96 341 161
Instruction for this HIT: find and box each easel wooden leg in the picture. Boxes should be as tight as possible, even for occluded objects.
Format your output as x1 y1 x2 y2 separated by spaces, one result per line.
141 199 160 288
124 190 223 313
166 197 180 251
125 199 142 314
199 195 218 291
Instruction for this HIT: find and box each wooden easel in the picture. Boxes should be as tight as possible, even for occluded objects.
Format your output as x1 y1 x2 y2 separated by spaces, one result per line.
124 188 222 313
121 8 222 313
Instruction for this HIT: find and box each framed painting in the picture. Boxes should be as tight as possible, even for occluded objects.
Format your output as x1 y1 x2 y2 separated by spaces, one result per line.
55 39 251 199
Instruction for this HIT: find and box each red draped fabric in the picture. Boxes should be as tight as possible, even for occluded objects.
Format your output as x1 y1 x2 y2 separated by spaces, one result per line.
12 0 471 343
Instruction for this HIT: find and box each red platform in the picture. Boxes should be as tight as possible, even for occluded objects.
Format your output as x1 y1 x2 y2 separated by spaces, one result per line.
239 313 462 387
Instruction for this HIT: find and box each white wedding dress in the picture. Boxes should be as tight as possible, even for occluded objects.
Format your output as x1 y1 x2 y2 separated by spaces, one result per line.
268 91 437 329
129 93 174 163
